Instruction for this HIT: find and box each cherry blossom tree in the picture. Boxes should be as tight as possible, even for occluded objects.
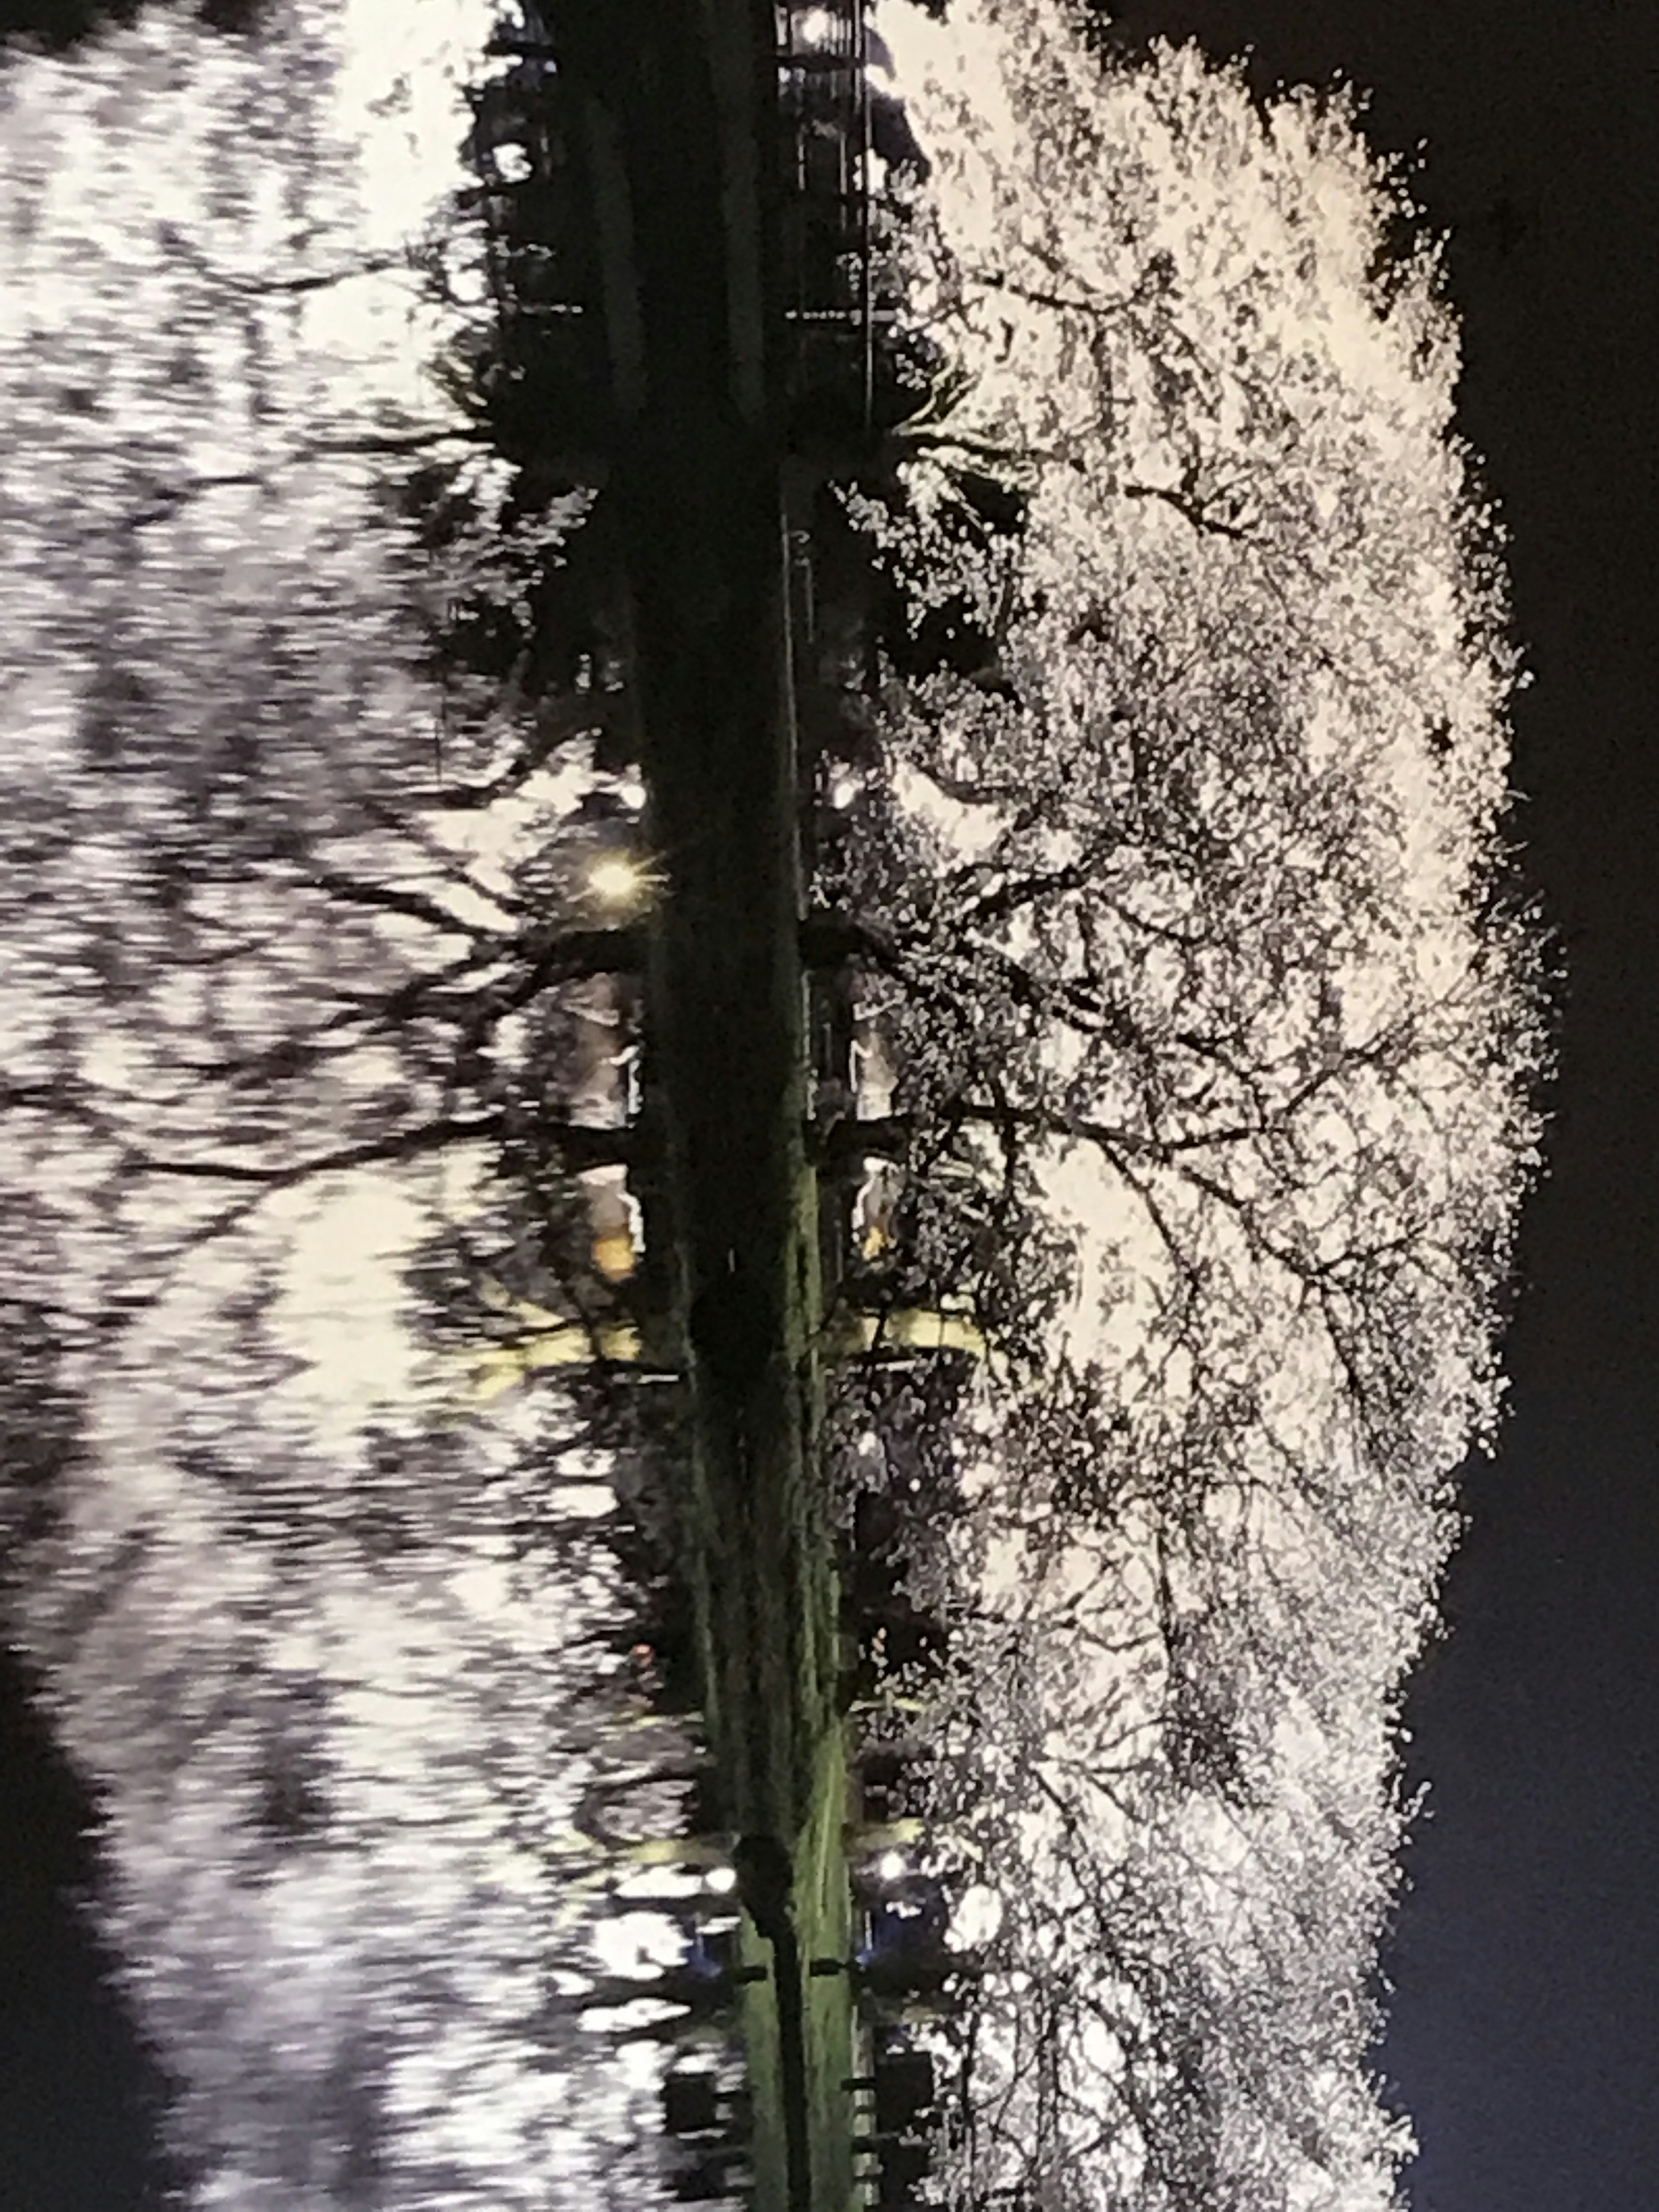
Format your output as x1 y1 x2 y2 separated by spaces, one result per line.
810 2 1550 2202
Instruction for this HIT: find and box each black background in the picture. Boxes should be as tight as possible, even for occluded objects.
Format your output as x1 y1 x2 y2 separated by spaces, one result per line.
3 0 1657 2205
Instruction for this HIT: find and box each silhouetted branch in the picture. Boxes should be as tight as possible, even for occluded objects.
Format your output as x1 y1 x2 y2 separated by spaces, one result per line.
135 1112 507 1188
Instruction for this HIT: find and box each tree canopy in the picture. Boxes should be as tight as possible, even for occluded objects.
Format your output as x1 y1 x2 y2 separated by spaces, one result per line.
814 2 1548 2201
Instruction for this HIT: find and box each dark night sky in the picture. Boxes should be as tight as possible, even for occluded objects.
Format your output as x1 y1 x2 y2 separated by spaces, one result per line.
4 2 1659 2208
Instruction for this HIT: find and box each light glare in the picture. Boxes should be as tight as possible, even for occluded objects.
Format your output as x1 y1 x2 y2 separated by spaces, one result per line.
586 854 645 911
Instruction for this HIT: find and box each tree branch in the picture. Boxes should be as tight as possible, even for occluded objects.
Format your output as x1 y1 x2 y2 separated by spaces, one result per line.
1122 475 1254 544
425 692 628 812
134 1112 506 1189
799 907 903 970
126 427 485 530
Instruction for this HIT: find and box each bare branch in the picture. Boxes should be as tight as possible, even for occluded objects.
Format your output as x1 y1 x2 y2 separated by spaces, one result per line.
133 1111 506 1189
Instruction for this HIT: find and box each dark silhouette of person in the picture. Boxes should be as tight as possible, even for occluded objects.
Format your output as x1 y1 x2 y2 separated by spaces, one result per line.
732 1830 795 1942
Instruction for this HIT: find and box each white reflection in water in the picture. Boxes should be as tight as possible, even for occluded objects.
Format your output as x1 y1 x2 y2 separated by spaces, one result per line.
0 6 721 2207
591 1911 692 1982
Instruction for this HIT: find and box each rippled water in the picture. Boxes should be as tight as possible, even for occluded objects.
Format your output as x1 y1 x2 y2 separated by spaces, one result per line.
0 6 735 2201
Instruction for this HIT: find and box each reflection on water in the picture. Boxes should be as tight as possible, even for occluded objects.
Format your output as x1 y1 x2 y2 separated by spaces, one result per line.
0 4 752 2203
3 1187 747 2210
2 1184 745 2202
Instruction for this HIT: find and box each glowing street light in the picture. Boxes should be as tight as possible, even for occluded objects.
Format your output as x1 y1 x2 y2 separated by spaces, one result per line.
585 852 655 915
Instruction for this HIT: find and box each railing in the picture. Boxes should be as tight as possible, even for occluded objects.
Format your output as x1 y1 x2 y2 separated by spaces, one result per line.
775 0 889 432
463 5 903 432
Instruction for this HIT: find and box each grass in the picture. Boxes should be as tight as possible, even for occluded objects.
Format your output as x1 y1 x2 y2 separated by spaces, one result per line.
631 468 864 2207
799 1721 860 2212
622 437 858 2206
651 865 859 2210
